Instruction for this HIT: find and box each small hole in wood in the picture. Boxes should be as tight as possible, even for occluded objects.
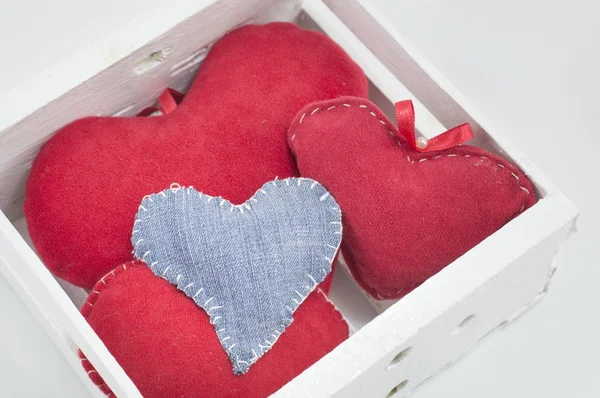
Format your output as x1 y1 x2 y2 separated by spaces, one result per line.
385 380 409 397
134 49 171 75
387 346 412 369
452 314 476 335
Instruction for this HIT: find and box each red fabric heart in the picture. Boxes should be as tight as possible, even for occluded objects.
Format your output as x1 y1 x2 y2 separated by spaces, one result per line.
80 262 349 398
24 22 368 289
288 97 537 300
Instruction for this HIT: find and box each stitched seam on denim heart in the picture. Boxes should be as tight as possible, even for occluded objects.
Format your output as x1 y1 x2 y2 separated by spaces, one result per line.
132 178 343 373
80 260 141 398
289 102 533 214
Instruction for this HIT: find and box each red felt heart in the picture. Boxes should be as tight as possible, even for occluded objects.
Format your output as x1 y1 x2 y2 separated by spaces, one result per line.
80 262 349 398
24 23 368 289
288 97 537 300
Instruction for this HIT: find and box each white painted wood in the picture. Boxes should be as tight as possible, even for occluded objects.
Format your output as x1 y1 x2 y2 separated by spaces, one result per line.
0 0 578 397
12 217 89 309
0 212 141 397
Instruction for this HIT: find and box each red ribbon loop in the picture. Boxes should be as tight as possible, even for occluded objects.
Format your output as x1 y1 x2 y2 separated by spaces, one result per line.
136 88 185 117
395 100 474 152
158 88 185 115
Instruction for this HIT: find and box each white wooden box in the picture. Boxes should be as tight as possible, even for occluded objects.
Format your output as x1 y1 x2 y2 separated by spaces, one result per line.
0 0 578 397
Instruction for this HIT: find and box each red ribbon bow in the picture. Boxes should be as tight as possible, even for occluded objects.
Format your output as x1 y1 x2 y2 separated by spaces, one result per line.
395 100 473 152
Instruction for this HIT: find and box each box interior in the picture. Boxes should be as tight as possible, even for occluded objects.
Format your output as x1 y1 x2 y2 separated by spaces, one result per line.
1 2 547 336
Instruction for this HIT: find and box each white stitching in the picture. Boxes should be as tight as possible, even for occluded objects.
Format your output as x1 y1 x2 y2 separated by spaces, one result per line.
288 102 532 212
208 306 223 314
299 113 306 124
130 179 343 373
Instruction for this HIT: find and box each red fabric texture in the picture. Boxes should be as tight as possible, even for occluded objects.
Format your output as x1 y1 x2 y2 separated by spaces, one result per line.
80 261 349 398
288 97 537 300
24 22 368 289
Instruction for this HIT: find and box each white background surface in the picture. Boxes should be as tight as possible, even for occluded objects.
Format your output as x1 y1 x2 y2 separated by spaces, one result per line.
0 0 598 396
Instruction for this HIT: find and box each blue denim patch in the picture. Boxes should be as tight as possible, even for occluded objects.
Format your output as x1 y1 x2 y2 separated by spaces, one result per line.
131 178 342 374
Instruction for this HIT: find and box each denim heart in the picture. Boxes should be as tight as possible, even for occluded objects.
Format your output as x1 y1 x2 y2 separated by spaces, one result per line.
131 178 342 374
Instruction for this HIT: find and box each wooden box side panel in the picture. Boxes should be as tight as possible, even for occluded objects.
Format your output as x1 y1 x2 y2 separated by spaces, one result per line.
275 198 576 397
0 212 142 397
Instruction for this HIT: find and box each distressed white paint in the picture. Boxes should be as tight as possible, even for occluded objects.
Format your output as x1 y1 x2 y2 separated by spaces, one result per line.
0 0 577 397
